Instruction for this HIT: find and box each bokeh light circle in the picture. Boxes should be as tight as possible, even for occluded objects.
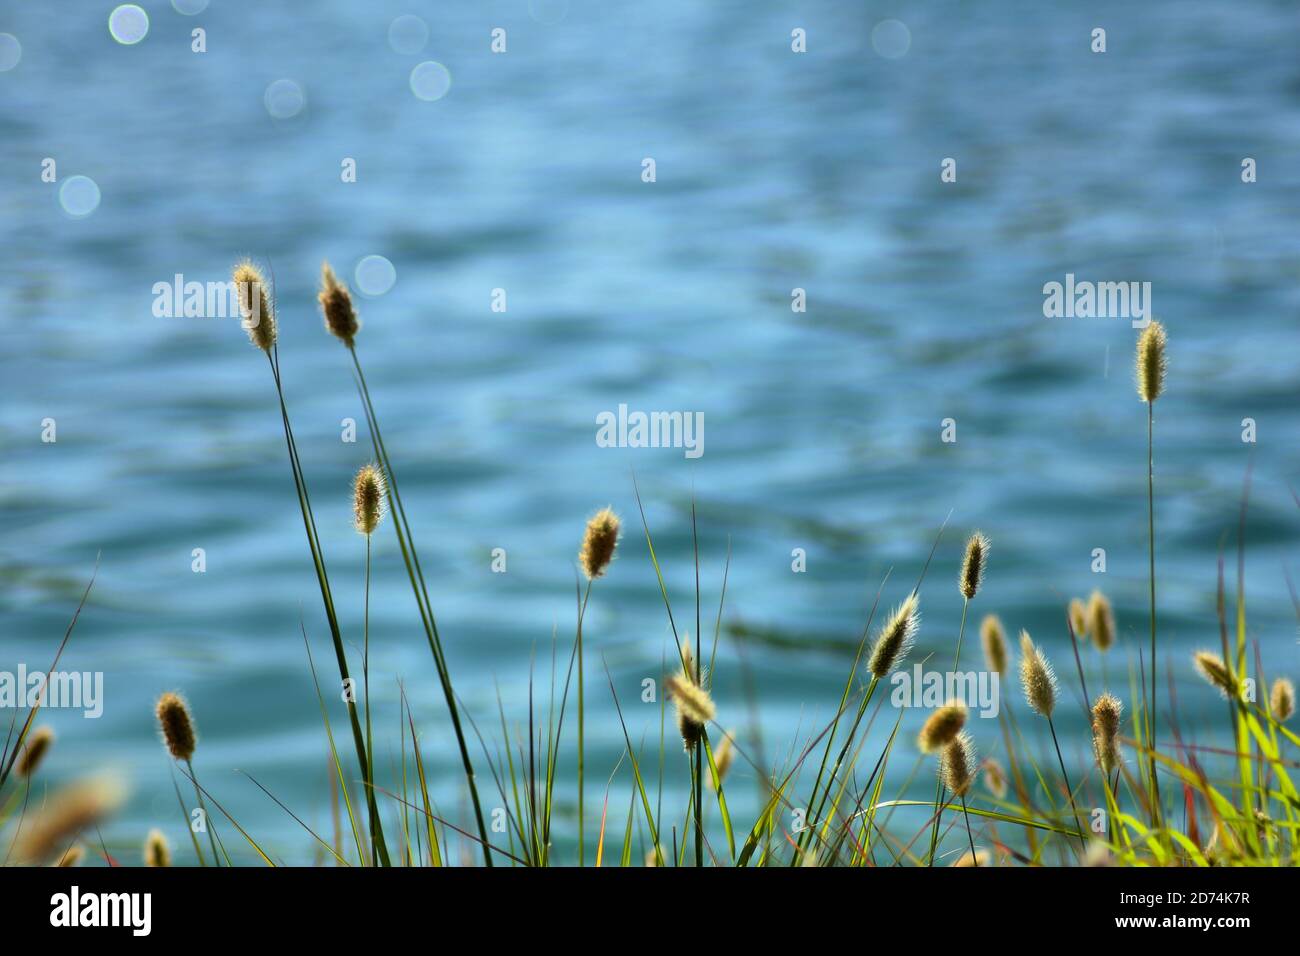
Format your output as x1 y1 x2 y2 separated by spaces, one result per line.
264 79 306 119
388 15 429 55
60 175 102 218
355 256 397 297
871 19 911 59
0 34 21 72
109 5 150 45
409 61 451 101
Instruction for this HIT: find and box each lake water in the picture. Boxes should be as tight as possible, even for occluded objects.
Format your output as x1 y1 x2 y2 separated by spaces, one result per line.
2 1 1298 864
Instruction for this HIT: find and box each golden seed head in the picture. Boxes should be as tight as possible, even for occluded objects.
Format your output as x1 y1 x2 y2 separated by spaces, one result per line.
952 849 990 867
667 673 715 752
12 775 127 864
1135 320 1167 403
56 844 85 867
145 828 171 867
1068 598 1088 641
1193 651 1237 698
1019 630 1057 718
1091 693 1123 776
579 507 620 580
707 732 735 791
982 758 1008 800
980 614 1007 674
1087 590 1115 651
918 700 968 754
352 462 387 535
939 731 976 796
959 532 989 600
1270 677 1295 722
868 592 920 679
17 725 54 777
232 260 277 352
318 261 359 346
156 691 196 761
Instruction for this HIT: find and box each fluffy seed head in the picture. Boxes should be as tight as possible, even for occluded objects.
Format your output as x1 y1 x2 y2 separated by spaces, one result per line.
940 731 976 796
980 614 1007 674
918 700 968 754
982 758 1008 800
145 828 171 867
156 692 196 761
1068 598 1088 641
352 463 387 535
1270 677 1294 722
707 733 735 791
868 592 920 679
17 725 54 777
1193 651 1237 698
959 532 989 600
56 844 85 867
232 260 276 352
952 849 990 867
579 507 620 580
12 775 127 864
667 671 715 753
1019 630 1057 718
1136 320 1167 403
1091 693 1123 776
318 261 359 345
1087 590 1115 651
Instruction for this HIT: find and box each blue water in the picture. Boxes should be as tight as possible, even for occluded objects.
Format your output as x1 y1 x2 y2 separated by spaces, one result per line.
2 1 1298 864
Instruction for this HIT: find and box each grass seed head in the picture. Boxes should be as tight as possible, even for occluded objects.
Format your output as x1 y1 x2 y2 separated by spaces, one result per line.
1087 590 1115 651
1270 677 1295 722
1136 320 1167 403
156 691 197 761
959 532 989 600
318 261 358 346
707 732 735 791
918 700 968 754
352 462 387 535
868 592 920 679
1068 598 1088 641
145 828 171 867
56 844 85 867
980 614 1007 674
952 849 990 867
982 758 1008 800
17 725 54 777
940 731 976 796
12 775 127 864
1019 630 1057 718
579 507 620 580
232 259 276 352
1091 693 1123 776
667 673 715 752
1193 651 1237 698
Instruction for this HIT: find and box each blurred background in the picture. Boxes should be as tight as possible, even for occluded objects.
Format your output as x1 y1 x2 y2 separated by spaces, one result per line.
2 0 1298 864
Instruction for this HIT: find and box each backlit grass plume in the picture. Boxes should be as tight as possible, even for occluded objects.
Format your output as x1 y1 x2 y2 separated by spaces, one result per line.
1091 693 1123 776
940 731 976 796
1136 320 1167 404
12 775 127 865
1068 598 1087 641
318 261 359 346
959 532 989 600
668 642 715 751
707 732 735 791
1271 677 1295 722
1194 651 1238 698
918 700 968 754
1087 590 1115 651
233 259 276 352
17 725 54 777
980 614 1007 674
982 758 1008 800
1019 631 1057 718
952 849 991 867
868 592 920 679
579 507 620 579
352 463 387 535
145 828 171 867
56 844 85 867
156 692 196 761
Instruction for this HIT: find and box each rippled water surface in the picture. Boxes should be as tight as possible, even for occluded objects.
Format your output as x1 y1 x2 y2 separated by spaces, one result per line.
2 1 1298 863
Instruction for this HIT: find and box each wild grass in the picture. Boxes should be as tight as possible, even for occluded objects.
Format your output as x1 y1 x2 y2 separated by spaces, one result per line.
3 287 1298 869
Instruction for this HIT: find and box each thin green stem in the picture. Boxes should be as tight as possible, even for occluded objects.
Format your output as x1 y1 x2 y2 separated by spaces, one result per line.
363 533 376 867
576 578 592 865
1047 715 1086 852
1146 401 1162 830
927 596 970 866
